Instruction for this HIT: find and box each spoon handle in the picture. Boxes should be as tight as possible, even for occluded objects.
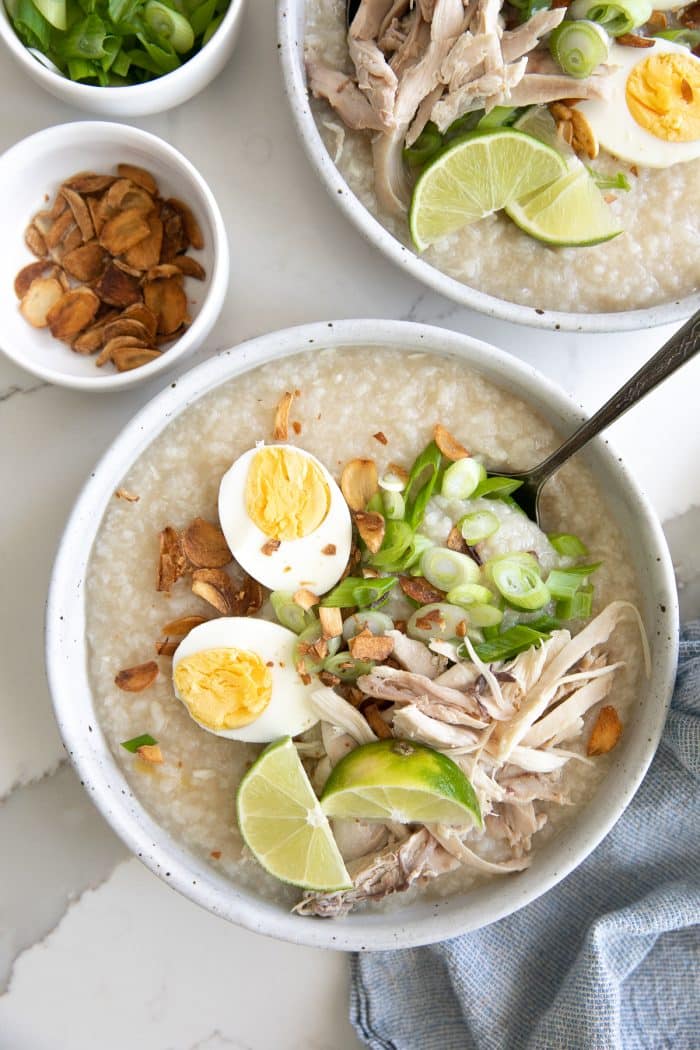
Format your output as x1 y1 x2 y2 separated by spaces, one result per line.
531 308 700 486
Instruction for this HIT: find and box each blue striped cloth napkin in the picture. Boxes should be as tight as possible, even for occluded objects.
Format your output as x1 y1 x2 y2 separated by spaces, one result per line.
351 623 700 1050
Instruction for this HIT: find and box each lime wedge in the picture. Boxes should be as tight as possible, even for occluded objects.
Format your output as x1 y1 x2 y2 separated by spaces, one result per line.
320 739 482 827
513 106 567 153
409 129 566 250
236 737 352 891
505 165 622 247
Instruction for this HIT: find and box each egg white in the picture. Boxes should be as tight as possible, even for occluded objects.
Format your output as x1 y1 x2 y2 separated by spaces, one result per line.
578 41 700 168
218 444 352 594
172 617 319 742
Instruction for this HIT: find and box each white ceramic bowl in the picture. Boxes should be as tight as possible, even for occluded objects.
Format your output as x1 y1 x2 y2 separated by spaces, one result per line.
46 319 678 950
0 121 229 392
277 1 700 334
0 0 245 116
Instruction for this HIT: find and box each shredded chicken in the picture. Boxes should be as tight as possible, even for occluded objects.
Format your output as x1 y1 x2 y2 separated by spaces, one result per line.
294 827 460 917
308 0 617 216
358 664 485 717
392 704 482 749
387 628 447 678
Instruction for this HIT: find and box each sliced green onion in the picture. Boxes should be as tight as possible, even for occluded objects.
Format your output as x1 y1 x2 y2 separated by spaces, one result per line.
382 490 405 520
459 510 500 544
321 575 398 609
369 520 415 571
33 0 66 30
323 651 375 682
403 122 443 169
653 28 700 49
477 106 518 129
366 491 384 514
585 167 631 193
144 1 194 52
483 550 540 585
568 0 651 35
545 563 600 599
471 475 523 499
342 610 394 642
549 20 610 78
379 470 408 493
557 585 594 620
471 624 553 663
420 547 481 592
491 558 550 611
270 591 315 634
407 602 469 642
201 11 223 44
403 441 442 530
121 733 158 753
53 13 108 60
467 604 504 628
548 532 589 557
447 583 496 607
293 622 341 674
441 458 485 500
188 0 216 36
404 533 434 569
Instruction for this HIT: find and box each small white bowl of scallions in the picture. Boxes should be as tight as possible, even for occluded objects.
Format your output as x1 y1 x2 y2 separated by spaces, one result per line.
0 0 245 115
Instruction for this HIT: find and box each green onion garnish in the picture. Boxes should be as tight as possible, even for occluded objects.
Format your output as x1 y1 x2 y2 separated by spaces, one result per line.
323 651 375 682
585 168 631 193
471 624 553 663
7 0 227 86
446 582 495 607
556 585 594 620
467 603 504 628
652 28 700 48
382 490 405 520
403 441 442 530
420 547 481 592
407 602 469 642
568 0 652 36
403 122 443 169
121 734 158 753
549 20 610 79
459 510 500 544
490 557 551 611
369 520 415 571
321 575 398 609
548 532 589 557
270 591 315 634
471 475 523 499
441 458 485 500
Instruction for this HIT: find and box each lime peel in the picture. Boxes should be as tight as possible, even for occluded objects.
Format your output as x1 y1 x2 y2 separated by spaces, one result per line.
409 129 567 251
320 739 482 829
505 163 623 247
236 736 352 892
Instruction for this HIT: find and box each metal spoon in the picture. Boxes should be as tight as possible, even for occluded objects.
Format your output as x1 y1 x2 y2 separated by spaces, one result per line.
500 308 700 523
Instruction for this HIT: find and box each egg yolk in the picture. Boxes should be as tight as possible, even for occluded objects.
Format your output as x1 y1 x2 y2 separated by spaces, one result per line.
245 446 330 541
626 52 700 143
173 648 272 730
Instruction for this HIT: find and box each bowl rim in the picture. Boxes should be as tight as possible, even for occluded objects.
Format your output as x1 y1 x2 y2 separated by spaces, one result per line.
276 0 700 334
0 0 245 102
46 318 679 950
0 120 229 392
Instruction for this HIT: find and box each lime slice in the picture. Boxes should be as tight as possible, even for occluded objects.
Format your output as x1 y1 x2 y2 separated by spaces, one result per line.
320 739 482 827
505 165 622 247
409 129 566 250
513 107 568 153
236 737 352 891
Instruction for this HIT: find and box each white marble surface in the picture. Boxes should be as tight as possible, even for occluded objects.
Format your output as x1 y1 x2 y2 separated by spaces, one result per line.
0 3 698 1047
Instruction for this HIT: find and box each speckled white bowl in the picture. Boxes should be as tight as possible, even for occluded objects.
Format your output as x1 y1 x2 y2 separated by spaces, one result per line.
0 0 245 116
0 122 229 392
46 319 678 950
277 1 700 334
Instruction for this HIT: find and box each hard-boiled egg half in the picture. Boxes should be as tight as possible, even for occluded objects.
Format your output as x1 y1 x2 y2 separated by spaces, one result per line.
578 40 700 168
218 443 352 594
172 618 319 742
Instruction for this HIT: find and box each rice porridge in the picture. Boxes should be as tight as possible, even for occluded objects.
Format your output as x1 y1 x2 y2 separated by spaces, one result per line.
86 346 643 911
304 0 700 314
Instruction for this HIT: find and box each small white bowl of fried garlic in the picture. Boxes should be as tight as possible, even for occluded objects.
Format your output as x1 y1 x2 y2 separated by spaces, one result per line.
0 121 228 391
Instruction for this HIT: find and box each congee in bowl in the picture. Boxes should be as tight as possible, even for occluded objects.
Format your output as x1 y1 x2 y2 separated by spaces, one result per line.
302 0 700 314
85 342 651 918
